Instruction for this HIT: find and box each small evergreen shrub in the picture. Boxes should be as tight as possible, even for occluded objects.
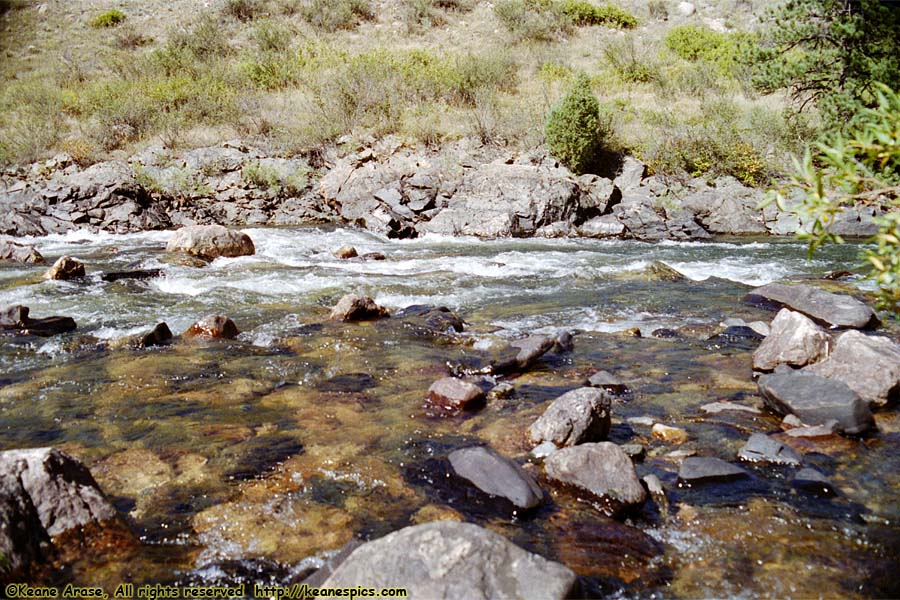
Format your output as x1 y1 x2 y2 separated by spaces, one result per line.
545 75 604 174
299 0 374 31
90 9 126 28
559 1 636 29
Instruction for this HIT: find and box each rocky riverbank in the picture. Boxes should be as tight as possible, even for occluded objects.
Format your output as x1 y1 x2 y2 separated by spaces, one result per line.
0 139 884 244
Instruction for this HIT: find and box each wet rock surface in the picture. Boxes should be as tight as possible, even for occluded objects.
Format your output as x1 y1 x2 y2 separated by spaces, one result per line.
328 294 390 322
528 387 612 447
44 255 85 280
0 305 76 337
185 315 240 340
678 457 749 485
746 282 877 329
322 521 577 599
738 433 802 466
544 442 646 513
758 370 874 434
447 446 543 510
426 377 486 414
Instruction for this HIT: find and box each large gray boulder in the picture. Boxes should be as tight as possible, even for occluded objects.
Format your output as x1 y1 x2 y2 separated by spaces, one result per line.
753 309 832 371
758 370 874 434
421 161 582 238
0 473 47 581
166 224 255 261
528 387 612 447
543 442 645 511
448 447 543 510
677 177 767 235
0 448 117 537
321 521 577 599
804 330 900 408
746 282 877 329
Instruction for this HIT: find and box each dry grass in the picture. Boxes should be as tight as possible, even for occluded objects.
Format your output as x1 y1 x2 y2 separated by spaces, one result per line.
0 0 810 184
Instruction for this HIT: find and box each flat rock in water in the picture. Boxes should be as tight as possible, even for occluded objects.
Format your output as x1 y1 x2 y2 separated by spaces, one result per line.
753 309 832 372
166 224 255 261
528 387 612 447
803 330 900 408
321 521 577 600
758 370 874 434
426 377 486 415
746 282 877 329
101 269 162 282
793 468 835 496
448 447 543 510
738 433 802 466
0 305 77 337
328 294 390 322
700 401 760 415
511 335 556 369
544 442 646 510
678 457 748 485
586 370 629 393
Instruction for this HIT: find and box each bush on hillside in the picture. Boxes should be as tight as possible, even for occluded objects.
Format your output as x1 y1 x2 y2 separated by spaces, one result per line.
545 75 605 174
90 9 126 28
559 0 636 28
299 0 374 31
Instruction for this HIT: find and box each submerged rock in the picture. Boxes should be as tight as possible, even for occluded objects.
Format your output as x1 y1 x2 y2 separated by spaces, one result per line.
793 468 835 496
44 255 85 280
677 457 748 485
328 294 389 322
322 521 577 599
166 224 255 261
746 282 877 329
738 433 802 466
753 309 832 372
528 387 612 447
544 443 646 514
426 377 486 415
185 315 240 340
0 240 44 264
333 245 358 259
803 330 900 408
396 305 464 333
448 446 543 510
758 370 874 434
652 423 689 444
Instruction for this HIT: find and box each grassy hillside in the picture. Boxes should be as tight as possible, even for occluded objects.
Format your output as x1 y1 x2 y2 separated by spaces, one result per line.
0 0 815 184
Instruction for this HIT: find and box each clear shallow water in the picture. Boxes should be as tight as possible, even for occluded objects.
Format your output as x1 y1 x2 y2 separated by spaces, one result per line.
1 227 897 598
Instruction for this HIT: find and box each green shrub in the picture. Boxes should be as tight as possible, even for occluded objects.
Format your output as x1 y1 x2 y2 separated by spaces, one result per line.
401 0 446 31
242 161 309 195
665 24 750 77
299 0 374 31
224 0 264 21
90 9 126 28
559 0 636 28
252 19 293 52
603 35 657 83
545 75 604 174
772 84 900 311
493 0 572 42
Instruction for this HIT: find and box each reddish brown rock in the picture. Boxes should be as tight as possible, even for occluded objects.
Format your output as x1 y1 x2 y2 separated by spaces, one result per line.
328 294 389 322
426 377 486 415
185 315 240 339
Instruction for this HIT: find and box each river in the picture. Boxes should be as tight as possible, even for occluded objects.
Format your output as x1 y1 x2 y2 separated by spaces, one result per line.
1 227 897 597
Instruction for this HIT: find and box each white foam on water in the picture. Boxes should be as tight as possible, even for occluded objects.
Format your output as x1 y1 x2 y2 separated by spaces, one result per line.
667 258 797 285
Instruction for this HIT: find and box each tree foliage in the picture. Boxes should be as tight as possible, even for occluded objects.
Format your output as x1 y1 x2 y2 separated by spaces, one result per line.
772 84 900 311
544 75 604 175
753 0 900 126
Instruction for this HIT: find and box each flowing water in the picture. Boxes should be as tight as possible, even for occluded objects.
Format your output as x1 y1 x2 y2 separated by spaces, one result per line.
1 227 898 598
